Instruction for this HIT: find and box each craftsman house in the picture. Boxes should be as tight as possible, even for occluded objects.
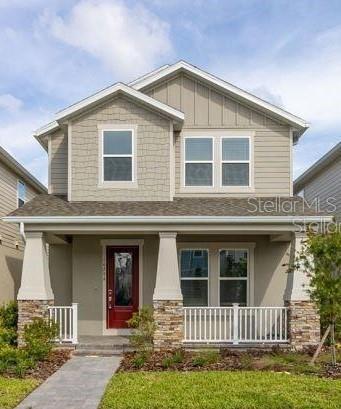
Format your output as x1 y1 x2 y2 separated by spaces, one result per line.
4 61 330 348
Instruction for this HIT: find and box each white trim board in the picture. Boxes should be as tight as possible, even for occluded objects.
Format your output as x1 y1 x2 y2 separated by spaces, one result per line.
4 215 334 224
130 60 309 135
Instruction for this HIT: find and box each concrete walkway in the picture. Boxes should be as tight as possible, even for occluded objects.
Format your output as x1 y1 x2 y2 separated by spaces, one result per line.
17 356 121 409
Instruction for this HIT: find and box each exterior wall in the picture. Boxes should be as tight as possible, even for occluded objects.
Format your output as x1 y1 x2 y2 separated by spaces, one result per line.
63 234 288 336
49 244 72 306
0 160 39 303
144 73 292 197
70 96 172 201
71 235 158 336
49 129 68 195
302 156 341 220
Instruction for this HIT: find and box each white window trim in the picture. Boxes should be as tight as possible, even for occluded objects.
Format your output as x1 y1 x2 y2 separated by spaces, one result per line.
220 136 252 189
178 242 255 307
183 136 214 188
98 124 138 188
17 180 26 208
179 248 210 306
218 248 250 306
180 130 255 193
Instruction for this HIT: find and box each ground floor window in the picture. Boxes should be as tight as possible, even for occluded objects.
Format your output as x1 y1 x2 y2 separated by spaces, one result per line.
180 249 209 306
179 244 253 307
219 249 248 306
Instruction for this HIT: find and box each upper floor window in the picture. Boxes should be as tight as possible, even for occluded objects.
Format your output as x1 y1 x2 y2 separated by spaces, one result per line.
184 137 213 186
17 180 26 208
221 138 250 187
102 129 134 182
182 134 253 191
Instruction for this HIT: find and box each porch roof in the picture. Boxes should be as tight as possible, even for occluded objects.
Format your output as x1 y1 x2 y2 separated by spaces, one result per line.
6 194 330 219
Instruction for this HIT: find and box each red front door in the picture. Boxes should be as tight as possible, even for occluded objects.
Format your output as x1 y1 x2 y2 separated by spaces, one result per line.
106 246 139 328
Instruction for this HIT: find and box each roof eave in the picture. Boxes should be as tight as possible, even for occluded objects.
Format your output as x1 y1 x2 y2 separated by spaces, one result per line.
0 148 47 194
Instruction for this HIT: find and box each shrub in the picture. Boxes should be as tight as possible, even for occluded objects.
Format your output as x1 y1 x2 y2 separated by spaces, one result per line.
161 356 174 369
0 345 34 378
172 349 185 364
23 318 58 361
0 302 18 346
240 354 253 369
192 350 220 367
128 307 155 353
132 353 148 369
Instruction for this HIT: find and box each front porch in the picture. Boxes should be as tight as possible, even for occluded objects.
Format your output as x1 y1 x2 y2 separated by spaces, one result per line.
15 227 320 349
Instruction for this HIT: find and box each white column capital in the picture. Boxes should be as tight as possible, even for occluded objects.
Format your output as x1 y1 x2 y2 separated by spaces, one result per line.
153 231 182 301
17 232 54 301
159 232 177 239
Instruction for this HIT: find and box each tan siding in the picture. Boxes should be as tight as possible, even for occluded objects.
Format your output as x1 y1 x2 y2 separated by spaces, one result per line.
303 157 341 219
49 129 68 195
209 90 223 126
143 73 287 130
0 161 38 249
70 96 172 201
143 72 291 197
173 127 291 197
0 159 41 302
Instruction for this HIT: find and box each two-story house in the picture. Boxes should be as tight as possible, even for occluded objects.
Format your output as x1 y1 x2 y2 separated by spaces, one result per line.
4 61 331 349
0 146 46 304
294 142 340 221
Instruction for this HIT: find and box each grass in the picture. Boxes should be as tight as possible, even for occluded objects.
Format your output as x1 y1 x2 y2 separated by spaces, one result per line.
0 376 39 409
100 371 341 409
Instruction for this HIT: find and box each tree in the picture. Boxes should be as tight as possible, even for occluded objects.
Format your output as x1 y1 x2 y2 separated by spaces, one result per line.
298 230 341 365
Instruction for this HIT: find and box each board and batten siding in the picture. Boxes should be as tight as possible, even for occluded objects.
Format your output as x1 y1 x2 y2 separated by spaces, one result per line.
144 73 292 197
49 129 68 195
70 96 172 201
0 161 37 249
302 156 341 220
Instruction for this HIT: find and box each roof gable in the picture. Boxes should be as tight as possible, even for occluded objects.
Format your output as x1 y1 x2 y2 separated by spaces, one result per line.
131 61 308 137
294 142 341 193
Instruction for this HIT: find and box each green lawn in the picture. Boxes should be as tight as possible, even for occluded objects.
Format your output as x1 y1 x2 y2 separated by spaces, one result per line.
0 376 39 409
100 371 341 409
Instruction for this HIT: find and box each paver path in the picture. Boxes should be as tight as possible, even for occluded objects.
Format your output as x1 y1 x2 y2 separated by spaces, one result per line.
17 356 121 409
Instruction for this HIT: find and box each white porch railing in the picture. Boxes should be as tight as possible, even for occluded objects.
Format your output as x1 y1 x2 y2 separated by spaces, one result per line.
48 303 78 344
183 304 288 344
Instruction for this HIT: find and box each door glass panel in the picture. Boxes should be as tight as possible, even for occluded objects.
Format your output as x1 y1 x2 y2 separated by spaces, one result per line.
114 252 133 306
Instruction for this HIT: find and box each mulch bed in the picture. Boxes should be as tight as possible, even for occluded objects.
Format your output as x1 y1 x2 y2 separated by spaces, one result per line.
324 363 341 379
119 348 341 379
119 349 283 372
25 348 72 381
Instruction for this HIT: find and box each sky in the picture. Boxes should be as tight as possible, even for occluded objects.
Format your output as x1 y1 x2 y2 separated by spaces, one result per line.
0 0 340 185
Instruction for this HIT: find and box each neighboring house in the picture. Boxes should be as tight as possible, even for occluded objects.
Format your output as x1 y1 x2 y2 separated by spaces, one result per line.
0 146 46 304
294 142 341 221
4 61 331 349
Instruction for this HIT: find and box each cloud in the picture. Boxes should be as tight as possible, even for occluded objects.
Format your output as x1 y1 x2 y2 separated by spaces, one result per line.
46 0 173 80
0 94 23 112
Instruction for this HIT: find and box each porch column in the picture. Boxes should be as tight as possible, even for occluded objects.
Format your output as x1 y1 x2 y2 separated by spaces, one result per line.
153 232 183 349
284 233 320 349
17 232 54 345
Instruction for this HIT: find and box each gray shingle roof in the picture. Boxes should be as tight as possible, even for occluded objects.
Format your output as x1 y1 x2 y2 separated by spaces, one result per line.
8 194 328 218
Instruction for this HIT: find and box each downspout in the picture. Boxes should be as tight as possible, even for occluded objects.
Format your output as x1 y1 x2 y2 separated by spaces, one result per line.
19 222 26 244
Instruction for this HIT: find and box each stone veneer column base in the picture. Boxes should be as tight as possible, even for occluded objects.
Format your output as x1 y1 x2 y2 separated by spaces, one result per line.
285 300 320 349
18 299 54 346
153 300 183 350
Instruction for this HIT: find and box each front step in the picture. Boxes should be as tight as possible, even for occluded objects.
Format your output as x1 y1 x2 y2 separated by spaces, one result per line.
73 348 124 357
74 336 134 356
